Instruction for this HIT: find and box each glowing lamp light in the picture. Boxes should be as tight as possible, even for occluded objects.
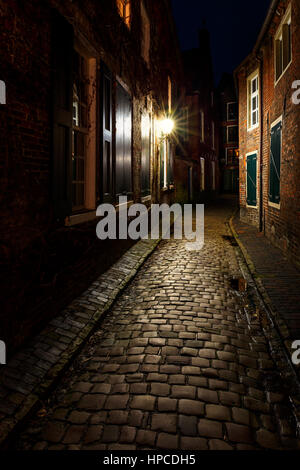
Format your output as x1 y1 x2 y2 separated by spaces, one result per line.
157 118 174 136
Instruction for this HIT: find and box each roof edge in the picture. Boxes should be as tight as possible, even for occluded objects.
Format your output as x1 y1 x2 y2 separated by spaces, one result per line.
253 0 279 52
234 0 279 75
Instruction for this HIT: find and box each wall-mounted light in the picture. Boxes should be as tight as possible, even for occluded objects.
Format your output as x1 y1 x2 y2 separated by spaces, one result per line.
156 117 175 137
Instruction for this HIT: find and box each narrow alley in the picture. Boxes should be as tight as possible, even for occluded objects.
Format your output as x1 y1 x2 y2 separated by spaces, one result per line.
11 198 299 451
1 0 300 458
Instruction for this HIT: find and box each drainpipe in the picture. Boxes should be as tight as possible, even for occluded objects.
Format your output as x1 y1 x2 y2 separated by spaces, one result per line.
257 53 264 233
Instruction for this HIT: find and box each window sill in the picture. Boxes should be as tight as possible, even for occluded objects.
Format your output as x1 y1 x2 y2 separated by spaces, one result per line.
247 124 259 133
161 186 175 192
268 201 280 210
246 204 258 209
115 200 134 212
66 210 97 227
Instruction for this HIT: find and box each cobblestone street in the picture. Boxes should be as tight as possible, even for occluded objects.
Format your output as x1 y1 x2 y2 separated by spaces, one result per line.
12 198 300 451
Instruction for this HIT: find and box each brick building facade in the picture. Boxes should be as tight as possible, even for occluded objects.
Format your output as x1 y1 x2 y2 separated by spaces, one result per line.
218 73 239 193
174 27 220 203
0 0 184 351
235 0 300 266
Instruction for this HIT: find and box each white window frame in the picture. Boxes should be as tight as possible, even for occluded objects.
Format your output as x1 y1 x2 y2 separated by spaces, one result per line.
274 5 292 86
246 150 258 209
247 69 259 131
71 43 97 215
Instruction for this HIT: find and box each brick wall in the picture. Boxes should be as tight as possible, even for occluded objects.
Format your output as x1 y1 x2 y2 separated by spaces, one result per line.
236 0 300 266
0 0 183 351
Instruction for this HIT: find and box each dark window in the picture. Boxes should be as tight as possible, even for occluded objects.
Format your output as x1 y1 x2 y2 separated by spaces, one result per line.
141 112 151 197
275 16 292 81
227 102 238 121
226 148 239 164
227 125 238 143
269 122 282 204
116 82 132 197
101 65 113 202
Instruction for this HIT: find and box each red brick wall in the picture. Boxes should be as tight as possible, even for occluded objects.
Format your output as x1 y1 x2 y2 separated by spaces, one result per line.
0 0 183 351
237 0 300 266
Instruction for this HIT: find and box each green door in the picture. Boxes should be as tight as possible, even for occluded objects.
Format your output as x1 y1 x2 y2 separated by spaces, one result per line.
247 154 257 206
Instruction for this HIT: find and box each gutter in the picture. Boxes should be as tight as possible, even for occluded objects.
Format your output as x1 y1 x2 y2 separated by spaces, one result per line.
253 0 278 53
257 53 264 233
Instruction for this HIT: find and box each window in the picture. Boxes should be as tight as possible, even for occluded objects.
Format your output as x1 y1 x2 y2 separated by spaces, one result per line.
247 71 259 130
188 167 193 201
200 110 205 142
275 7 292 83
72 51 88 211
116 81 132 197
101 65 113 202
211 161 216 191
227 102 237 121
226 148 239 165
52 12 97 221
141 111 151 197
246 153 257 207
72 50 97 212
141 1 150 65
200 158 205 191
117 0 131 28
269 119 282 206
227 125 238 144
212 121 215 149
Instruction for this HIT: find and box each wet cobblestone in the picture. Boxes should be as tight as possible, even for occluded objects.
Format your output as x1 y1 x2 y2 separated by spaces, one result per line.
11 200 300 450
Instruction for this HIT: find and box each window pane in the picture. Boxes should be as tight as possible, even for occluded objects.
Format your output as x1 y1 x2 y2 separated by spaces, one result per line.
228 102 237 120
104 76 111 131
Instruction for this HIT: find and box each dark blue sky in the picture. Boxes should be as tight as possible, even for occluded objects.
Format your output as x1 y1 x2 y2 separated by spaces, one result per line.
171 0 271 85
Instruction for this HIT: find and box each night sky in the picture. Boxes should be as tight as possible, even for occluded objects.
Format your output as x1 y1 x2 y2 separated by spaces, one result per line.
171 0 272 85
